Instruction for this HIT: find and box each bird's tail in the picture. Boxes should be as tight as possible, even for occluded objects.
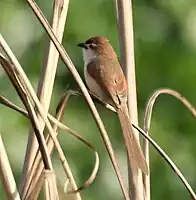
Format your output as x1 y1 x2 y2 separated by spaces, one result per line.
117 106 148 175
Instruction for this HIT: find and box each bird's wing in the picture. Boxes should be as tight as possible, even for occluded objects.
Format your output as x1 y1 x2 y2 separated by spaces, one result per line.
87 59 127 107
100 59 128 108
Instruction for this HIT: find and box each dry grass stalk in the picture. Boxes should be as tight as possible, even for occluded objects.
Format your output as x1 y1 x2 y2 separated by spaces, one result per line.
133 123 196 199
0 75 98 199
43 170 59 200
0 54 53 173
26 91 82 200
0 53 60 200
20 0 70 198
143 88 196 200
25 91 99 200
0 37 62 199
115 0 144 199
0 135 21 200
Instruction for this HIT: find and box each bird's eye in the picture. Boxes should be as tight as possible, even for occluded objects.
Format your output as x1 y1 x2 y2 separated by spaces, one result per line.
89 43 96 48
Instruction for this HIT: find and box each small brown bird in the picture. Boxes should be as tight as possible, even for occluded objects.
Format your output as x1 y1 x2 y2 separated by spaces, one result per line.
78 36 148 175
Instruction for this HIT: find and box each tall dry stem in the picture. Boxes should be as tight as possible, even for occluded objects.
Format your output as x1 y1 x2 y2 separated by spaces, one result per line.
20 0 70 198
115 0 144 199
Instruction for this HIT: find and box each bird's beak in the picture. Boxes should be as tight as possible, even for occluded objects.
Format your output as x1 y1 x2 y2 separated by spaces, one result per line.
77 43 88 49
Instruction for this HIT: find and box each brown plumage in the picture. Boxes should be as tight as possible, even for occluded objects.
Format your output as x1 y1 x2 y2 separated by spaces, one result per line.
78 36 148 175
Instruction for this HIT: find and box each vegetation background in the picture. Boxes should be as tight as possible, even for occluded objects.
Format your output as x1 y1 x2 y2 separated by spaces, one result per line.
1 0 196 199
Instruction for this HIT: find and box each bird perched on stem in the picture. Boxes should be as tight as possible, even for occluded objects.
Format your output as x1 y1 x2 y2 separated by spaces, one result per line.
78 36 148 175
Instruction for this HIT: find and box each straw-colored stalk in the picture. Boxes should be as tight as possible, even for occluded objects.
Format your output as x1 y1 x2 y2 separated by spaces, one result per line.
0 135 21 200
143 88 196 200
115 0 144 199
20 0 70 199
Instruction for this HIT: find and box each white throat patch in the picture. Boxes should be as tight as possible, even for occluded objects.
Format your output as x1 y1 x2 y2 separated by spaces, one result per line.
82 48 97 66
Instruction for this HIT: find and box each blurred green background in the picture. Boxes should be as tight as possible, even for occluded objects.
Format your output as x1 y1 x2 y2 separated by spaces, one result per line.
1 0 196 199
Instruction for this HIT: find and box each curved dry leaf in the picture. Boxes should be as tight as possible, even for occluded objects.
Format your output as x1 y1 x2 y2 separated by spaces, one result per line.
0 94 100 193
142 88 196 200
55 93 100 193
144 88 196 133
0 54 53 171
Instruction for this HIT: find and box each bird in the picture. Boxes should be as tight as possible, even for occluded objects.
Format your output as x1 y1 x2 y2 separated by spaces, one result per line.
77 36 148 175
